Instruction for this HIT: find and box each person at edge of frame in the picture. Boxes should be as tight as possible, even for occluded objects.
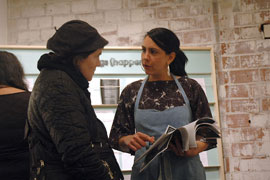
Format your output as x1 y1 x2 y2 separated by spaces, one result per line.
0 51 31 180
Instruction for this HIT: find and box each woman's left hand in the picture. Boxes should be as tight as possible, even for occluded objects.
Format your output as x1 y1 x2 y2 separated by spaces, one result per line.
169 140 208 157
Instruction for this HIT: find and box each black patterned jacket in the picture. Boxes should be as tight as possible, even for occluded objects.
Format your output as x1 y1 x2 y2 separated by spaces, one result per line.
27 69 123 180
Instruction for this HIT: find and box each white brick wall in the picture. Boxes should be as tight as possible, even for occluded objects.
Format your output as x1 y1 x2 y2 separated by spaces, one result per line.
71 0 95 13
21 5 46 17
96 23 117 35
76 13 104 25
104 10 130 23
96 0 122 10
46 2 71 15
17 30 40 44
29 16 52 30
40 28 55 42
117 22 143 36
0 0 7 44
53 15 76 28
142 20 169 32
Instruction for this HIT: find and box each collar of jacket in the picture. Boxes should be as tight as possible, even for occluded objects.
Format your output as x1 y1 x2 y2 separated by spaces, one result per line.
37 52 90 99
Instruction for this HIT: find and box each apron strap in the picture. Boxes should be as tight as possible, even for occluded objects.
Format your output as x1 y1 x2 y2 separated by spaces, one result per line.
171 75 192 118
171 75 190 106
134 77 148 112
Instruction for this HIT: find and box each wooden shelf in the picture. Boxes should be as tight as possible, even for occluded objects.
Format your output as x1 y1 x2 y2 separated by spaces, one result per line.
93 104 118 108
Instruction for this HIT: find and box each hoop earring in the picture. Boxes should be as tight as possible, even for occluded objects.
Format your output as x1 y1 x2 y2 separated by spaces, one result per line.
167 66 171 76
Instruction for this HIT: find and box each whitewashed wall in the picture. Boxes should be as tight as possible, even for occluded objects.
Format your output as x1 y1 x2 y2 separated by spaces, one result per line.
0 0 7 44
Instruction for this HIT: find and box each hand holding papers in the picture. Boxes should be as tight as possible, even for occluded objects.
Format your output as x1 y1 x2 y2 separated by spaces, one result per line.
135 117 221 172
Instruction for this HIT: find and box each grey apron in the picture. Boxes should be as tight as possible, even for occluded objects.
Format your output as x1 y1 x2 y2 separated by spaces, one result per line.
131 75 206 180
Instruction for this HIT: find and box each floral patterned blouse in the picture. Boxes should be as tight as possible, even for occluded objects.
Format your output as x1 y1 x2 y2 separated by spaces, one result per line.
109 76 215 153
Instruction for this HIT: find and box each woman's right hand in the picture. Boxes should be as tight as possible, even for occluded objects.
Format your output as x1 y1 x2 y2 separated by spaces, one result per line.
119 132 155 152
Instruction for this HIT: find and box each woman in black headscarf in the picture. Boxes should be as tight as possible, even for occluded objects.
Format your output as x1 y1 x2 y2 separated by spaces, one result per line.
27 20 123 180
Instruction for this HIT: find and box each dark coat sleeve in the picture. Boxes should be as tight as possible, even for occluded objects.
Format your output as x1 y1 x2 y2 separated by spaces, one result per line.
37 73 111 180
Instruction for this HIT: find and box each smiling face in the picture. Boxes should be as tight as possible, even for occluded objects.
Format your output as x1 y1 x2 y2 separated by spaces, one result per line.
77 48 103 81
141 36 175 81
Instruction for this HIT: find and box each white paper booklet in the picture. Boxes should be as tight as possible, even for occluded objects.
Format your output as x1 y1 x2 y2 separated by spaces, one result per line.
135 117 221 172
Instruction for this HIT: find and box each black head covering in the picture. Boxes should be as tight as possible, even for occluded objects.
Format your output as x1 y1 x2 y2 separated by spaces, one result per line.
38 20 108 99
47 20 108 56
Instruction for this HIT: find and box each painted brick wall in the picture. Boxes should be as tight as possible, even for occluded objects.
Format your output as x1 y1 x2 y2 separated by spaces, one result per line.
217 0 270 180
0 0 7 44
6 0 270 179
7 0 216 46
